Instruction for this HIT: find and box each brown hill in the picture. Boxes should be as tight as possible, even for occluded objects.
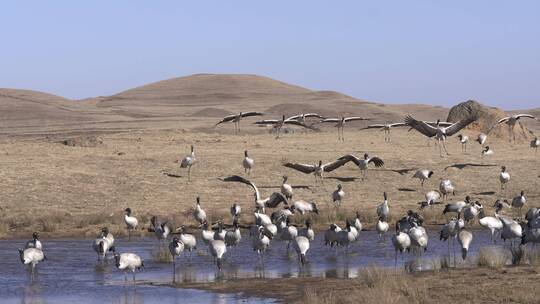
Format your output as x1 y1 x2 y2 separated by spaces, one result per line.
1 74 536 137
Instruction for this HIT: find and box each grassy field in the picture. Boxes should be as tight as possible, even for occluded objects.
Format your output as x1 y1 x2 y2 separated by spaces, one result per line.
0 125 538 239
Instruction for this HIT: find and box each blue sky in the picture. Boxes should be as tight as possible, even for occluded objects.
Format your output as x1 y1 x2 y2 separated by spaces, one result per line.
1 1 539 109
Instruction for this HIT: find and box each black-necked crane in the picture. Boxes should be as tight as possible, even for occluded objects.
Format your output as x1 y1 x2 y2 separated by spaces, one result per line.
457 134 469 152
193 196 207 225
93 227 115 261
499 166 510 191
405 115 476 156
457 224 473 261
201 221 215 246
499 216 523 247
242 150 254 175
168 237 184 280
336 220 357 254
298 220 315 241
493 199 511 214
439 216 464 265
490 114 538 142
18 247 45 280
439 179 455 202
478 208 503 244
324 223 341 248
360 122 407 142
336 153 385 181
293 236 310 266
280 176 293 200
376 192 389 221
230 203 241 221
213 221 226 241
215 111 265 134
476 132 488 147
420 190 441 211
24 232 42 250
252 226 272 266
462 201 483 223
521 226 540 246
408 222 428 255
255 115 317 138
124 208 138 241
293 200 319 215
376 216 389 241
283 158 351 184
113 250 144 282
332 184 344 208
443 196 471 216
209 239 227 271
531 137 539 153
412 169 434 189
223 175 288 213
225 219 242 247
287 113 325 125
318 116 370 141
151 216 170 241
270 206 295 224
481 146 494 159
525 208 540 226
178 225 197 259
177 145 196 181
511 190 526 217
280 217 298 252
354 211 363 232
391 221 411 268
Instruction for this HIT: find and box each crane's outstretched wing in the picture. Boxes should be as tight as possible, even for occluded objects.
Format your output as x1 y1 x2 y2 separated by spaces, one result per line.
515 114 537 120
283 163 317 174
425 121 453 127
283 120 319 130
360 124 386 130
265 192 288 208
445 116 477 136
240 111 265 118
286 113 325 121
344 117 371 122
254 119 279 125
215 114 239 126
404 115 438 137
336 154 362 167
368 157 385 167
323 157 353 172
317 118 340 123
222 175 260 198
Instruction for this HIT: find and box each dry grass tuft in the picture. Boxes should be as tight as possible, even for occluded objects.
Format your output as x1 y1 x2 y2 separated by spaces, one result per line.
301 266 428 304
477 247 508 268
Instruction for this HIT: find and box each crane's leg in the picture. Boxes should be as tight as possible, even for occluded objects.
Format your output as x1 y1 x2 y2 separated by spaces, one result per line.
442 139 450 155
188 166 191 181
172 257 176 282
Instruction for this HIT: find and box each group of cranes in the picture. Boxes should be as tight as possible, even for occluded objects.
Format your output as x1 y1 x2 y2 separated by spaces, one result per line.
14 108 540 283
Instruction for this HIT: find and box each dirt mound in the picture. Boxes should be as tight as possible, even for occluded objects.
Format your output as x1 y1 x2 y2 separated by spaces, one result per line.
61 136 103 147
447 100 532 141
189 107 233 117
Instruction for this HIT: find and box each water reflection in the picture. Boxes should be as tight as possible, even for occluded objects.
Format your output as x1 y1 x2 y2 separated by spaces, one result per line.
0 229 505 303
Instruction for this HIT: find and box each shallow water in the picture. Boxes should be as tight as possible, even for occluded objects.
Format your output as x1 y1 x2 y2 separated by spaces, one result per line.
0 229 512 303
